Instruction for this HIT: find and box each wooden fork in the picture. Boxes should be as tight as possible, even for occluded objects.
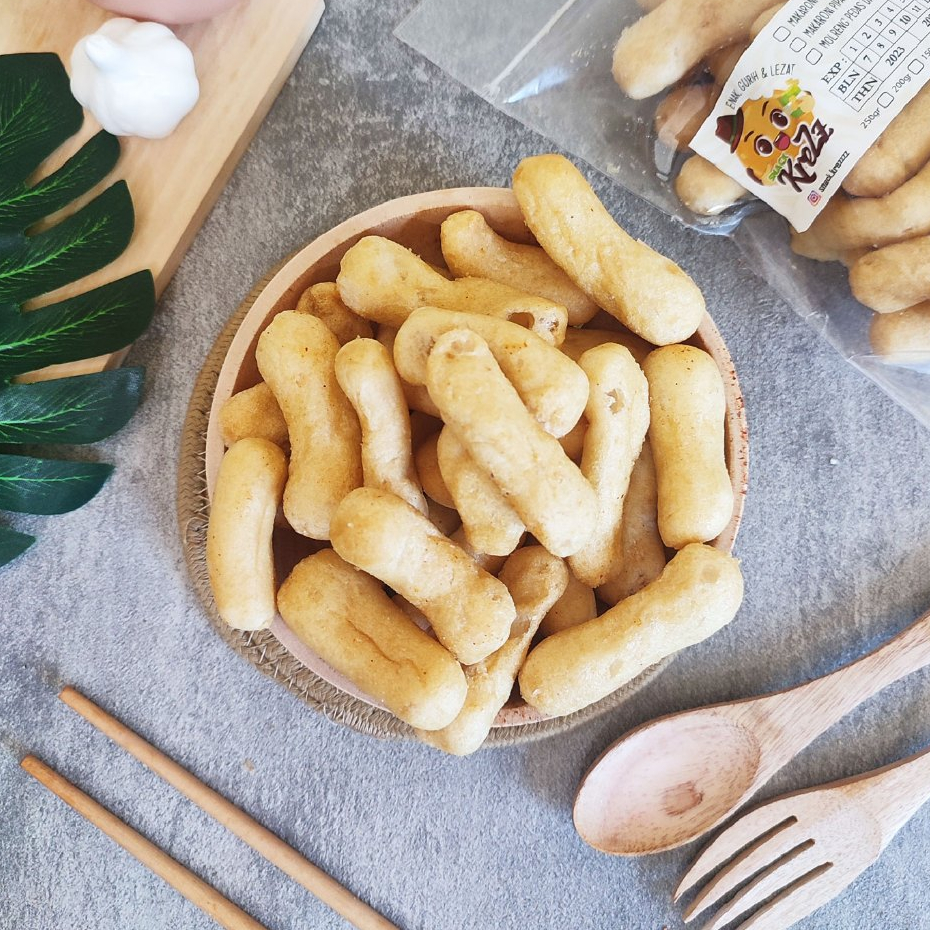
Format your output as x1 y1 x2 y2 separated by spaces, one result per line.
675 743 930 930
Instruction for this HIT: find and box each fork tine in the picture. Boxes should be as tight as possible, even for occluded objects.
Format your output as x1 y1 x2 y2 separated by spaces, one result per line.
734 862 834 930
699 844 830 930
683 829 810 921
675 798 800 900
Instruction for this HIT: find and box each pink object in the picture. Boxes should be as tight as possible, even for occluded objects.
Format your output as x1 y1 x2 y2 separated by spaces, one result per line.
87 0 242 24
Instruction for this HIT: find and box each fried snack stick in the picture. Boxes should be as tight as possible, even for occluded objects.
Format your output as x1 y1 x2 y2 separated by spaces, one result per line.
336 236 568 344
612 0 776 99
791 161 930 261
331 488 515 665
644 345 733 549
539 571 597 638
219 290 372 448
375 326 441 418
393 307 588 437
675 155 751 216
568 345 650 588
207 438 287 631
597 440 667 607
512 154 705 345
436 427 525 557
850 237 930 314
654 83 719 152
425 329 597 558
870 301 930 361
256 312 362 539
414 432 455 508
295 281 373 343
417 547 569 755
519 544 743 717
219 382 288 448
277 550 467 730
560 326 653 365
558 417 587 462
440 210 599 326
844 85 930 198
707 42 748 83
334 338 428 516
449 526 511 576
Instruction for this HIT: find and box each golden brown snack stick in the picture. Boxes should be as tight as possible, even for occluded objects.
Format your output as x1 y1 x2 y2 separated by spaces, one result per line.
558 417 587 462
426 329 598 558
219 382 288 448
850 237 930 313
636 0 665 10
644 345 734 549
295 281 373 344
844 85 930 198
706 42 748 83
375 326 442 418
612 0 776 99
539 571 597 638
330 488 515 665
449 526 510 576
750 3 784 36
427 499 461 537
440 210 599 326
597 440 668 607
414 432 455 508
436 427 525 558
870 301 930 361
791 161 930 261
654 83 719 152
207 438 287 631
256 312 362 539
559 326 653 366
334 338 428 516
568 345 650 587
336 236 568 344
520 544 743 717
513 154 705 345
278 550 467 730
675 155 751 216
393 307 588 437
417 547 569 755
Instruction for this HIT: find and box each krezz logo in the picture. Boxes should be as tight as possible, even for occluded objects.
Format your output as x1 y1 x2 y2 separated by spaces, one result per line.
715 78 834 193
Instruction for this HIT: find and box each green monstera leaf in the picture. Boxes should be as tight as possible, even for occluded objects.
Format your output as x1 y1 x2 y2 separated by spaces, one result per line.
0 53 156 568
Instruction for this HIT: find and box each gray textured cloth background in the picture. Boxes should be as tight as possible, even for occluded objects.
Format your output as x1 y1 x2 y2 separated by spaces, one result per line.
2 2 930 928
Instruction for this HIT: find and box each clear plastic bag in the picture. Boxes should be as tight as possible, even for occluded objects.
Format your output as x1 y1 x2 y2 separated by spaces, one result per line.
396 0 930 429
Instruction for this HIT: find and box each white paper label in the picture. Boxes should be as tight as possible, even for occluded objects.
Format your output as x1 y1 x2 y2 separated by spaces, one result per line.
691 0 930 230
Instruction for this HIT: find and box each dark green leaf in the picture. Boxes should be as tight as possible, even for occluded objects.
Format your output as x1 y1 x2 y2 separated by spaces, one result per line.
0 271 154 377
0 453 112 514
0 367 144 444
0 131 120 233
0 525 34 567
0 182 134 304
0 54 82 186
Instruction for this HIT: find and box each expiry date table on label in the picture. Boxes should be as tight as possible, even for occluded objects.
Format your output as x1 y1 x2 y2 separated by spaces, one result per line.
827 0 930 110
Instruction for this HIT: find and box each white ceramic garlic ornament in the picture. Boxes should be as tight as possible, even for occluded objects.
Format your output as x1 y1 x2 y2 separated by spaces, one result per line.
70 18 200 139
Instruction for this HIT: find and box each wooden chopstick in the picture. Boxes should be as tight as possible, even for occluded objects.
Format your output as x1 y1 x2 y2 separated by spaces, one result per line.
20 755 269 930
59 686 400 930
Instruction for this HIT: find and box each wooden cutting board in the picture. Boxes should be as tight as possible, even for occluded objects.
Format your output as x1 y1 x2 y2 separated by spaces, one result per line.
3 0 325 380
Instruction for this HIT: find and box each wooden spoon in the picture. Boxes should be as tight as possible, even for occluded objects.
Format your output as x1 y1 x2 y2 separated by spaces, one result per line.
574 607 930 856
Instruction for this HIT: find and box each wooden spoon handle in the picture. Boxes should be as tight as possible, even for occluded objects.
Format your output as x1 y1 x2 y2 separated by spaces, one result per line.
753 609 930 767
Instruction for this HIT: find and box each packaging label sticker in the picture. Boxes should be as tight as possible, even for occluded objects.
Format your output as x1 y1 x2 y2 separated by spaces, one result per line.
691 0 930 231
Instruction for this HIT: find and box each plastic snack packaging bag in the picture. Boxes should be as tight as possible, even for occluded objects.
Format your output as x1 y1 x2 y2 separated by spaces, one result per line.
396 0 930 428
